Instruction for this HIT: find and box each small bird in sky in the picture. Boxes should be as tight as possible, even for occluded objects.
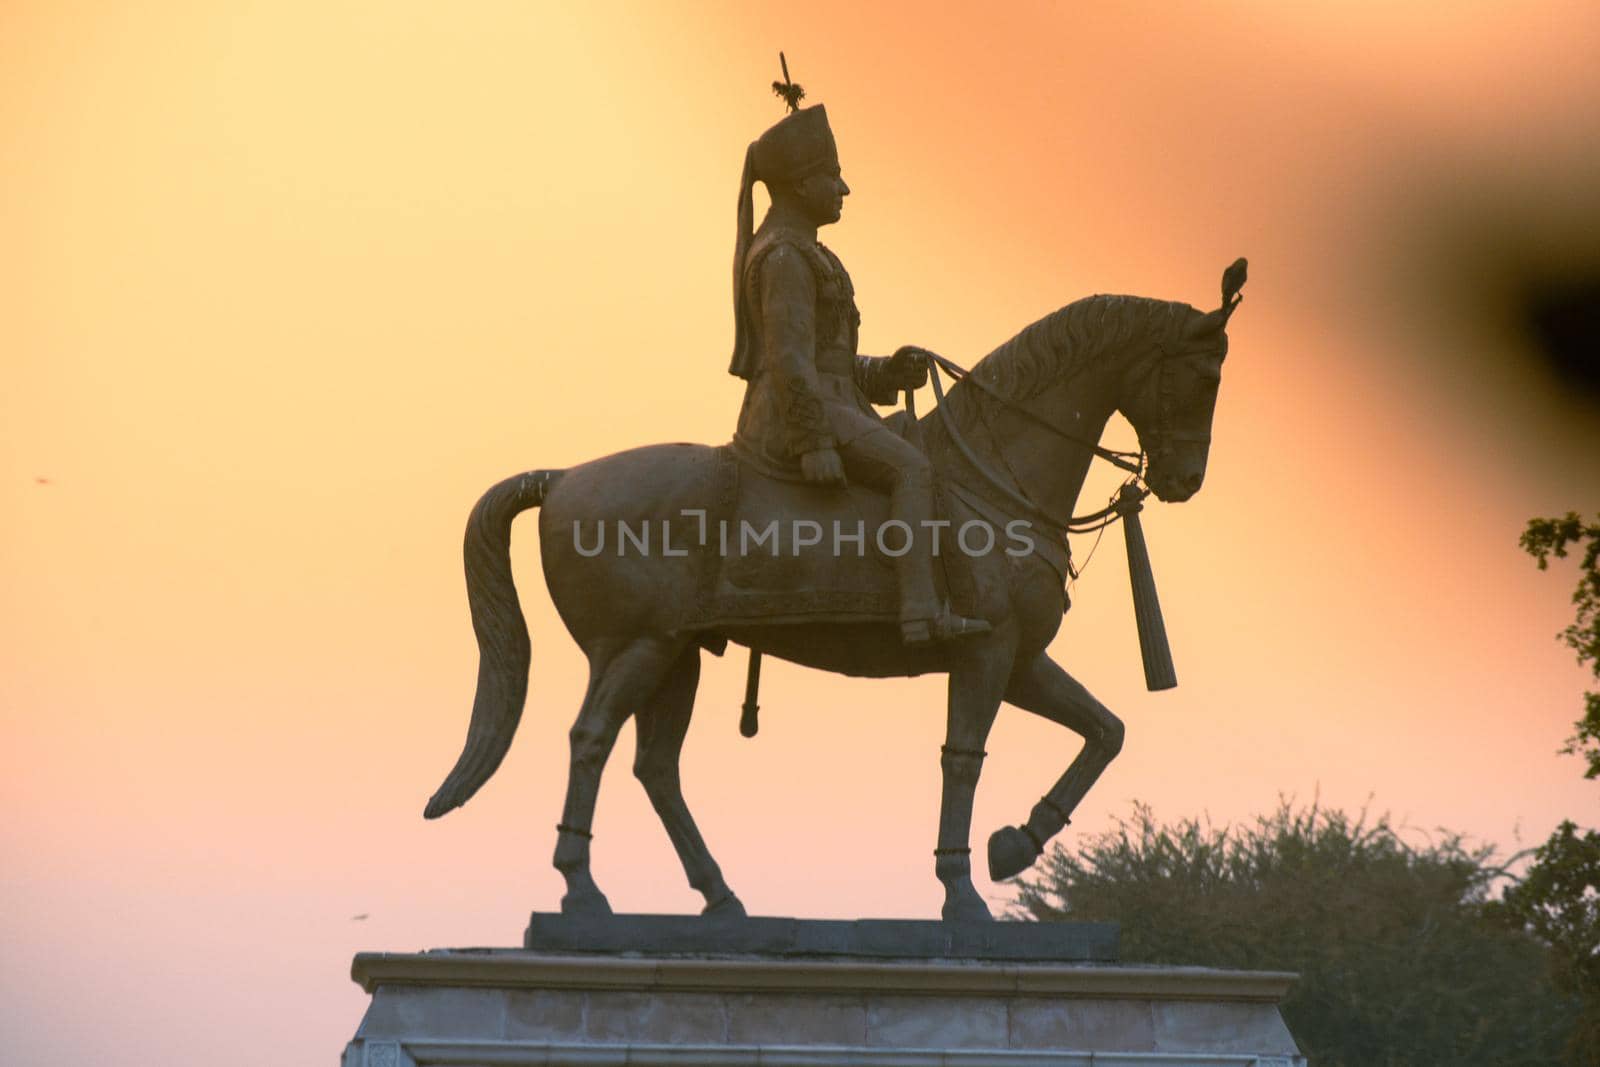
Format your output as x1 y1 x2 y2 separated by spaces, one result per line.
34 477 51 485
350 913 369 921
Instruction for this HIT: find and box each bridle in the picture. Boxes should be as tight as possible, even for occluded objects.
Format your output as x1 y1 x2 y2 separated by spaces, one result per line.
1140 339 1217 474
922 335 1216 540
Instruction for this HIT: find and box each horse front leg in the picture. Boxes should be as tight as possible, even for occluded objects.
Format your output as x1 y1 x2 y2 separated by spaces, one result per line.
987 652 1125 881
935 639 1015 921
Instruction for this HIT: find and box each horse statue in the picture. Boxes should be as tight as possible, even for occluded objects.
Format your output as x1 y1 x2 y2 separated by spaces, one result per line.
424 262 1245 922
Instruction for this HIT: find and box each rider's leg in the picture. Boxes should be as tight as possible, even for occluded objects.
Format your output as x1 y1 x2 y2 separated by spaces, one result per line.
836 428 989 642
837 428 938 623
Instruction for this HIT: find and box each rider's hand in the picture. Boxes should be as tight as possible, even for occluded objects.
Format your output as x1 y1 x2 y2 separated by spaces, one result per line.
889 345 932 389
800 447 846 487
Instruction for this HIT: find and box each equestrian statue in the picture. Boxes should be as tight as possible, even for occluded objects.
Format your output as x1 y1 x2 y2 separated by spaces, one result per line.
424 66 1247 922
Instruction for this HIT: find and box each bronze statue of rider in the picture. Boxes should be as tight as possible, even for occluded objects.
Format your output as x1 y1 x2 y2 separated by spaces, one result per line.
729 74 990 644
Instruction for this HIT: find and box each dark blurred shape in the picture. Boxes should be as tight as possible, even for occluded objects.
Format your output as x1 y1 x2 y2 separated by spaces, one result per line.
1383 150 1600 439
1521 273 1600 399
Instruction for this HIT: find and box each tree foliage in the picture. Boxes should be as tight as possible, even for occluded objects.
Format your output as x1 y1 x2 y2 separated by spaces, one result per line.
1493 821 1600 1062
1521 511 1600 778
1511 511 1600 1062
1012 802 1579 1066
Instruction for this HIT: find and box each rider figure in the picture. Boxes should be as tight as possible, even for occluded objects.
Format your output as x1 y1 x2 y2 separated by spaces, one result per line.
729 101 991 644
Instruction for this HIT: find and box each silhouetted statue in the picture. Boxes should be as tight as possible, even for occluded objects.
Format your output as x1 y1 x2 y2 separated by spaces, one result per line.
424 65 1246 922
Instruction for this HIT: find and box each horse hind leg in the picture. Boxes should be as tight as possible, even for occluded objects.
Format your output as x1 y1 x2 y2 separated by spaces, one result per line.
632 647 746 917
553 636 685 916
987 652 1125 882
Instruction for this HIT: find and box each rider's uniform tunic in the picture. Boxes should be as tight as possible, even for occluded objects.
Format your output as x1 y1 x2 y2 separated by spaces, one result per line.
731 222 940 623
732 225 901 469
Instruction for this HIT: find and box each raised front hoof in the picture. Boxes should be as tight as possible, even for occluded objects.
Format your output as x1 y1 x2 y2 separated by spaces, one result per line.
941 887 994 923
559 888 613 918
987 826 1042 882
701 893 748 919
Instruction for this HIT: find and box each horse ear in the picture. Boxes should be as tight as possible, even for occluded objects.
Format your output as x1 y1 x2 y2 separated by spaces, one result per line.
1221 257 1247 307
1187 257 1247 340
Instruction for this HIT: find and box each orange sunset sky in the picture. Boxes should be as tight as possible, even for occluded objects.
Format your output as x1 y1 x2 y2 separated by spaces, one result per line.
4 3 1598 1064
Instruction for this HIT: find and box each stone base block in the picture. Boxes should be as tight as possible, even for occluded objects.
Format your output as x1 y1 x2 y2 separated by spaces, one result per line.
346 920 1304 1067
523 912 1120 961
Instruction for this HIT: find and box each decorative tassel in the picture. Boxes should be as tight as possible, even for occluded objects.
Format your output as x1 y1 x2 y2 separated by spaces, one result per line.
728 142 758 378
1117 486 1177 691
739 650 762 737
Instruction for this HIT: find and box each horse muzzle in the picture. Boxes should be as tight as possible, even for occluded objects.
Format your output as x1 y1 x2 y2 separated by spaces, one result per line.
1147 468 1204 503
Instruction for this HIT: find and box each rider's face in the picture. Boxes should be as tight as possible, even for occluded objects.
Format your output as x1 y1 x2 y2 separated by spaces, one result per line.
795 169 849 226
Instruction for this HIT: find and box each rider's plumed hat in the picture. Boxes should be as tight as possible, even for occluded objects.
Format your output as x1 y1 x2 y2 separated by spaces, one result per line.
752 104 839 186
730 104 840 379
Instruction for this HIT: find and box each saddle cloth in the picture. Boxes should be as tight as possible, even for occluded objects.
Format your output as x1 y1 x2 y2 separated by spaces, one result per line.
679 446 978 631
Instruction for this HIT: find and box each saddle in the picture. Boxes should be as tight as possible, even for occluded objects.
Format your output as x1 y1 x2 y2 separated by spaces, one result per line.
679 444 979 631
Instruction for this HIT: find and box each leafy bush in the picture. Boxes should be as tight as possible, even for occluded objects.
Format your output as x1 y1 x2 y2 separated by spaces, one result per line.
1012 802 1579 1066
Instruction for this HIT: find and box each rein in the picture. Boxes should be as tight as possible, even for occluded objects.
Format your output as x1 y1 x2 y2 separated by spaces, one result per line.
927 352 1143 474
922 352 1147 537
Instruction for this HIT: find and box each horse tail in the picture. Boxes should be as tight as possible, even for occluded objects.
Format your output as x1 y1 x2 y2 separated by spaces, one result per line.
424 470 563 819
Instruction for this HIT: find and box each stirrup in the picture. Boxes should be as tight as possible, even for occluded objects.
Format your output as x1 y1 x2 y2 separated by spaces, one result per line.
902 610 992 645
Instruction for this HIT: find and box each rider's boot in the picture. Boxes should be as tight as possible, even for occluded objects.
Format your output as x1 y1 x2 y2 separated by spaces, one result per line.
891 463 991 645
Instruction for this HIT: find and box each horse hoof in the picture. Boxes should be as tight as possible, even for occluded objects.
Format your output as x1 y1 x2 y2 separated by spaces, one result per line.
702 893 747 919
987 826 1040 881
560 889 613 917
942 891 994 922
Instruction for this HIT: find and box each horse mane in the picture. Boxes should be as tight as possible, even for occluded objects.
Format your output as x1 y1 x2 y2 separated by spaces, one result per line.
945 294 1194 429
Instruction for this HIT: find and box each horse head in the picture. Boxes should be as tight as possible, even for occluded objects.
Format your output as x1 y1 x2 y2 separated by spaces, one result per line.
1118 259 1245 503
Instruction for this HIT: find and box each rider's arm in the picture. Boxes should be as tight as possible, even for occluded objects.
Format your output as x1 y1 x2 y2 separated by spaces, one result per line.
759 245 835 457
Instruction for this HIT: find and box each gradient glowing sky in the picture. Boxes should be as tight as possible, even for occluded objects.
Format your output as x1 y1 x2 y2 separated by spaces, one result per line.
4 3 1598 1064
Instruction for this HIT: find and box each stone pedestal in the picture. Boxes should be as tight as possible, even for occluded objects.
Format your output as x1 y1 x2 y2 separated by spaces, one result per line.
345 918 1305 1067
